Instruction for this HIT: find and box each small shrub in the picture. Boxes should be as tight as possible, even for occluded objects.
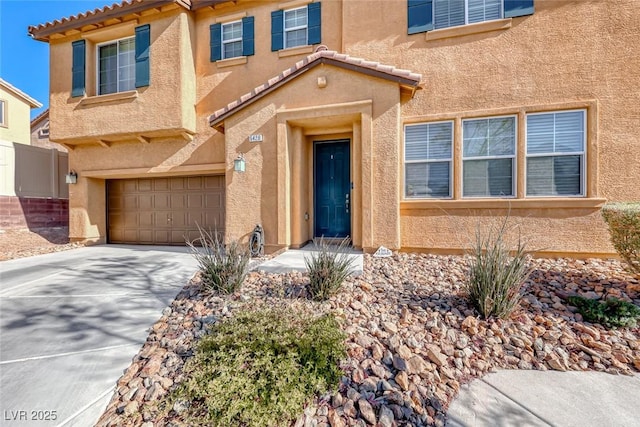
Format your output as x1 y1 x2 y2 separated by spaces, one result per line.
465 217 531 319
602 203 640 274
186 225 250 294
568 295 640 328
304 237 356 301
174 308 346 427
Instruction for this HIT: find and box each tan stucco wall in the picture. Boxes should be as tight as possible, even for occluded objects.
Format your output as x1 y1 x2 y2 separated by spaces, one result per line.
48 8 196 144
192 0 343 171
0 87 32 146
337 0 640 255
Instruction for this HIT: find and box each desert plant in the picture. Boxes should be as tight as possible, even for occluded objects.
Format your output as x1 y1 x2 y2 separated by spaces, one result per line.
304 237 356 301
173 308 346 427
602 203 640 275
568 295 640 328
465 216 532 319
186 225 250 294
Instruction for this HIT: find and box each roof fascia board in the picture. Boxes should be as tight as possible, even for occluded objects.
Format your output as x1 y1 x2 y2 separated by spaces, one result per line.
29 0 174 40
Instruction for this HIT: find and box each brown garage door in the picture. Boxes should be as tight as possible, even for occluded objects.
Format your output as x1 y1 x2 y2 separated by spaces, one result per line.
107 175 225 245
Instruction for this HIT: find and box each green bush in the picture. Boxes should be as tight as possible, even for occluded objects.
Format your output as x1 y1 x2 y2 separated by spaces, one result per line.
465 217 531 319
186 226 250 294
174 308 346 427
304 237 356 301
602 203 640 274
568 295 640 328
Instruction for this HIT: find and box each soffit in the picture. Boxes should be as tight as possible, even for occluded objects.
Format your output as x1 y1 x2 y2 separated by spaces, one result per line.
27 0 233 42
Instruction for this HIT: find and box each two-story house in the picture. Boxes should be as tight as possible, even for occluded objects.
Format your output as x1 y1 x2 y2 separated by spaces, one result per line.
28 0 640 256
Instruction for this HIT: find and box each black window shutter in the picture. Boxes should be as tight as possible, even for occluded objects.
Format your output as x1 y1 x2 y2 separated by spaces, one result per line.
135 24 150 88
271 10 284 51
504 0 534 18
307 2 321 45
71 40 86 97
210 23 222 61
242 17 255 56
408 0 433 34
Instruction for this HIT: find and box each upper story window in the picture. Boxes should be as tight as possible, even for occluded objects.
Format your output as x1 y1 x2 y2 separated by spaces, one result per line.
408 0 534 34
462 116 516 197
222 21 243 59
271 2 321 52
526 110 585 197
0 99 6 127
38 123 50 138
404 121 453 198
71 24 150 98
98 37 135 95
435 0 502 29
210 17 254 62
284 7 308 48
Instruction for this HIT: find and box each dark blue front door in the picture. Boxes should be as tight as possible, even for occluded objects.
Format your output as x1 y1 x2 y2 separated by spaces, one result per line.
314 140 351 238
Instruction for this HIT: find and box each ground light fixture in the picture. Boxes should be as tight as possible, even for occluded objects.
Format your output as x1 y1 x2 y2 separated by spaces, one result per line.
234 154 246 172
65 171 78 184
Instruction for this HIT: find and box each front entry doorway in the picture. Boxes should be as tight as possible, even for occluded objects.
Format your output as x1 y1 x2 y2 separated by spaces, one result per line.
314 139 351 238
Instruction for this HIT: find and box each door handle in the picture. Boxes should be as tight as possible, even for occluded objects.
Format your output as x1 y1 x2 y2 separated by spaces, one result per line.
345 193 350 213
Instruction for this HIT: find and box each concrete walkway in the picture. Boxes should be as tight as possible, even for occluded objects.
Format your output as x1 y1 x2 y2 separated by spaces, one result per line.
0 245 197 427
446 370 640 427
257 245 363 275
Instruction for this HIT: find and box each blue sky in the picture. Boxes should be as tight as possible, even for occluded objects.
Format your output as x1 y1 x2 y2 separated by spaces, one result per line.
0 0 109 118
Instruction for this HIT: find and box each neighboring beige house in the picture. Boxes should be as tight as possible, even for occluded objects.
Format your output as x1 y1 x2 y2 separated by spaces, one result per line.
0 78 42 145
0 80 68 228
27 0 640 256
31 109 67 152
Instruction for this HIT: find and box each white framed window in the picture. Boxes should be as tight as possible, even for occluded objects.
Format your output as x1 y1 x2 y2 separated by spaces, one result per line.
284 6 308 48
526 110 586 197
0 99 6 127
222 20 243 59
38 123 50 138
434 0 503 30
462 116 516 197
404 121 453 198
97 37 135 95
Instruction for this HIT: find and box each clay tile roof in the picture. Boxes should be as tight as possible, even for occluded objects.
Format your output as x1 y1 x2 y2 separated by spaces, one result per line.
27 0 223 41
209 49 422 129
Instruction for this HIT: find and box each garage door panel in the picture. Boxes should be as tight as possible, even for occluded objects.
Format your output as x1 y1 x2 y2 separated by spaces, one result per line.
205 193 223 209
138 179 152 191
153 178 169 191
154 194 170 209
108 176 225 245
171 194 186 209
170 178 186 190
187 194 203 209
205 175 223 189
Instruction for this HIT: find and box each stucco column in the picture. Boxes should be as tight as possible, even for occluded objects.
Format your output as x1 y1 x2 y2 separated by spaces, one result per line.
276 120 290 246
69 175 105 243
360 111 373 249
290 125 304 246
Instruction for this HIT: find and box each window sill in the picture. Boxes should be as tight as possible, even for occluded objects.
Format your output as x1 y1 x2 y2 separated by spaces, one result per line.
79 90 138 106
278 45 314 58
216 56 248 68
400 197 607 211
425 18 512 42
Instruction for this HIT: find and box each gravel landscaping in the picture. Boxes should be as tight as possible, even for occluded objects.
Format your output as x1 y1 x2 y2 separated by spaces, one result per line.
96 253 640 427
0 227 82 261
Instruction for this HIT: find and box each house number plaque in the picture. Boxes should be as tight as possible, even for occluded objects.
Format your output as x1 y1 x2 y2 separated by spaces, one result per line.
249 134 263 142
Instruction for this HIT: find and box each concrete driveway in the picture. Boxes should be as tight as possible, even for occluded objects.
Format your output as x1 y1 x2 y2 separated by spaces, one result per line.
0 245 197 427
